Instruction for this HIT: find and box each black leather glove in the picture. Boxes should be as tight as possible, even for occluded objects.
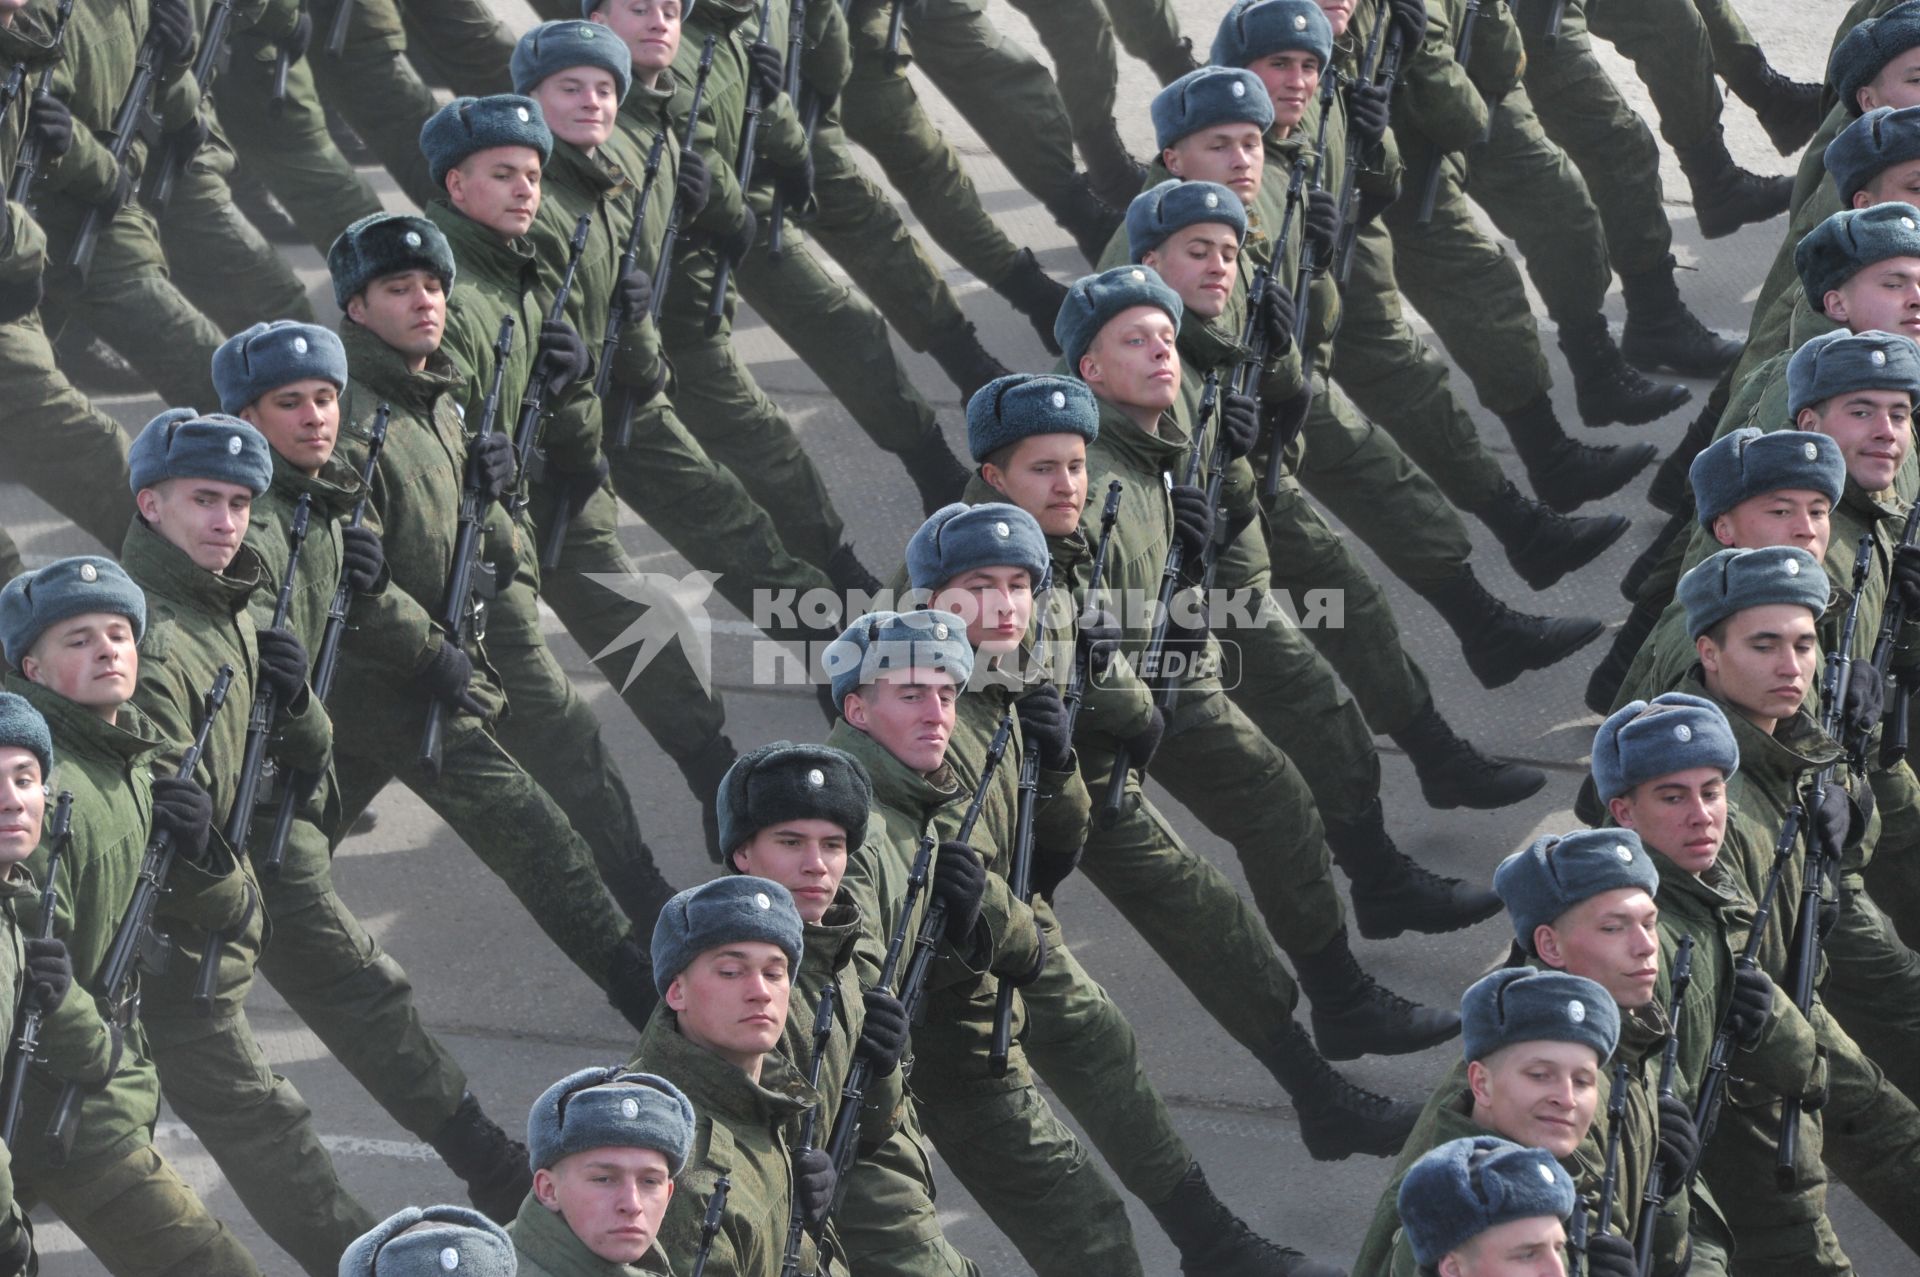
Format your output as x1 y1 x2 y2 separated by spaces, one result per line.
613 268 653 321
416 639 487 717
1257 281 1295 355
533 318 590 398
855 987 908 1076
1817 855 1849 939
148 0 197 68
1814 778 1852 865
468 430 517 502
1844 663 1885 748
791 1147 835 1228
1894 543 1920 614
1030 838 1083 901
1218 391 1259 462
25 92 72 162
558 454 610 517
1346 81 1391 149
1169 484 1212 564
339 524 384 593
1655 1092 1700 1186
1262 386 1312 462
932 839 986 946
1079 606 1122 678
1121 704 1165 773
1584 1233 1636 1277
282 9 313 59
1726 963 1774 1049
150 774 213 866
0 269 43 327
1387 0 1429 47
1015 685 1071 771
675 147 711 219
768 152 814 210
747 41 785 101
1302 189 1338 263
22 936 72 1012
255 626 310 704
1356 178 1401 227
717 202 757 264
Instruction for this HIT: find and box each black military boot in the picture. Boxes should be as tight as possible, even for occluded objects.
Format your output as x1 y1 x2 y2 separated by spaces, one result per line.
995 247 1069 355
1324 802 1503 940
1556 312 1691 427
1047 172 1125 266
1260 1021 1421 1160
606 933 659 1032
1722 53 1823 156
1420 566 1604 689
1585 592 1666 715
1390 700 1546 810
1497 396 1656 513
898 426 971 515
430 1093 534 1225
675 734 738 864
326 106 376 165
1147 1162 1345 1277
1146 35 1201 85
925 319 1011 402
1293 926 1462 1059
1648 372 1733 514
826 543 884 599
1078 119 1149 209
53 327 147 395
1477 478 1630 590
1675 129 1790 239
231 169 305 246
1620 255 1744 379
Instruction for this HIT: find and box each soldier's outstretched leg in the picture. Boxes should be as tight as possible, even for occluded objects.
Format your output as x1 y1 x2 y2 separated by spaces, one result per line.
22 1141 264 1277
0 313 134 550
395 0 514 94
306 0 441 205
156 134 316 333
1694 0 1820 154
998 0 1140 207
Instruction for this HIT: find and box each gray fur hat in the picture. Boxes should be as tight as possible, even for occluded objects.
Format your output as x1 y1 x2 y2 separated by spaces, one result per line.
1459 967 1621 1066
127 411 273 497
0 692 52 778
1830 0 1920 117
906 502 1050 592
1494 829 1659 950
421 95 553 188
1397 1136 1576 1268
0 557 146 670
527 1066 695 1174
1150 66 1274 152
1591 693 1739 803
717 740 872 857
1786 328 1920 418
213 321 349 416
1126 179 1248 263
650 875 804 996
511 20 632 103
1210 0 1335 71
327 212 457 309
1056 265 1183 374
965 373 1098 463
1687 427 1845 528
338 1205 515 1277
1827 105 1920 204
1796 201 1920 311
822 609 976 711
1678 546 1829 639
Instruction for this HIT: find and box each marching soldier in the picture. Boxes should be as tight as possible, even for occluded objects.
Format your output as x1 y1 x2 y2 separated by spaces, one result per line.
342 1207 521 1277
1394 1136 1581 1277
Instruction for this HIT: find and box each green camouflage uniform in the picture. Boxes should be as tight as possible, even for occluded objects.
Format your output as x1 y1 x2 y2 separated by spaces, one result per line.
394 0 514 95
303 0 441 206
509 1189 675 1276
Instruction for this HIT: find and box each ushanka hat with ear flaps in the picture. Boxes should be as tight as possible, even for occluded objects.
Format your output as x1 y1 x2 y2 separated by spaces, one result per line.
326 212 456 309
715 740 872 857
1397 1136 1577 1268
965 374 1099 462
420 94 553 187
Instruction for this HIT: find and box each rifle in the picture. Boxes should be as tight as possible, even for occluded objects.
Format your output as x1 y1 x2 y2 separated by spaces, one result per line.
5 0 77 203
1412 0 1483 226
1776 530 1873 1187
1196 267 1270 607
224 494 312 864
1567 1194 1593 1277
1516 0 1567 44
67 29 163 279
602 130 669 453
1870 509 1920 770
522 212 594 553
883 0 907 69
1332 15 1404 286
688 1174 731 1277
990 481 1122 1074
769 0 833 261
778 981 836 1277
420 315 515 780
44 665 234 1166
1098 374 1218 828
647 36 717 324
1591 1057 1632 1243
260 407 388 876
323 0 354 56
0 791 72 1144
142 0 237 215
1263 65 1339 503
269 21 295 116
1633 935 1692 1276
704 0 778 337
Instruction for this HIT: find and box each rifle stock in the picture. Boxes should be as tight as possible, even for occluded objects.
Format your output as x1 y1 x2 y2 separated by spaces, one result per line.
0 791 71 1143
5 0 76 202
142 0 236 215
68 32 162 279
601 131 670 449
778 981 835 1277
645 36 717 325
1634 936 1692 1275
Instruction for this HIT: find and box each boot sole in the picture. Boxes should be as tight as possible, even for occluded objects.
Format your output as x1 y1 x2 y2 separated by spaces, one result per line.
1535 446 1658 513
1511 514 1632 590
1621 340 1744 380
1313 1014 1462 1061
1352 893 1504 941
1419 764 1548 811
1694 189 1791 241
1574 382 1692 428
1468 618 1605 689
1298 1123 1411 1161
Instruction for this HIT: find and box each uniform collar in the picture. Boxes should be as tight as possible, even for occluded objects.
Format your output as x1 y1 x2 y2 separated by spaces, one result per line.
824 719 966 826
268 447 361 522
339 319 464 410
547 136 625 198
428 199 542 290
637 1010 818 1127
510 1192 670 1276
1093 396 1191 474
4 671 167 770
120 517 267 620
1681 668 1842 790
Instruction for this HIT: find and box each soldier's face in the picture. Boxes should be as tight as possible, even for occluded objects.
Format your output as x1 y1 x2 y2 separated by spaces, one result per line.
1856 158 1920 209
1535 887 1660 1009
348 271 447 366
1861 47 1920 113
445 148 543 240
1142 224 1241 321
730 819 848 924
0 746 44 866
1312 0 1354 38
1441 1217 1569 1277
242 379 339 477
934 565 1034 658
1798 389 1913 493
1467 1041 1601 1160
21 612 139 719
534 1146 674 1264
1609 767 1728 878
665 941 791 1073
533 67 620 151
1080 307 1181 418
1248 50 1322 132
136 478 252 573
1697 605 1819 732
1162 124 1266 205
1822 256 1920 342
592 0 682 80
982 435 1087 538
1710 488 1832 562
843 671 957 774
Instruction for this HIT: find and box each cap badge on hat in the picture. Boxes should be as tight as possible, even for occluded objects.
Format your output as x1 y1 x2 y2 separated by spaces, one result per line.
806 767 825 788
621 1097 641 1119
440 1250 460 1271
1615 844 1633 863
934 622 949 639
517 106 531 122
995 521 1011 538
1538 1164 1555 1184
293 336 309 354
1130 269 1146 281
227 436 243 456
1804 442 1819 459
1874 349 1889 366
1568 1000 1586 1023
1204 191 1220 208
1231 80 1246 96
79 563 97 583
754 892 771 909
1905 217 1916 230
405 231 423 248
1785 558 1801 575
1051 390 1067 409
1675 724 1693 742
